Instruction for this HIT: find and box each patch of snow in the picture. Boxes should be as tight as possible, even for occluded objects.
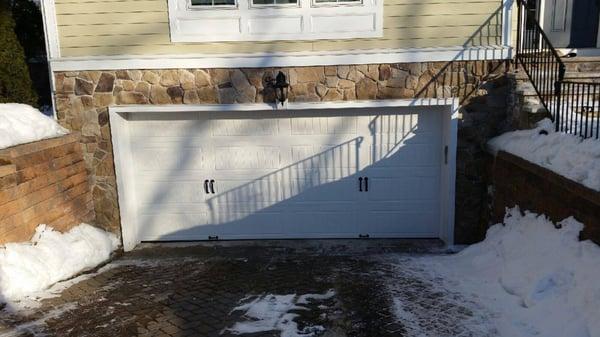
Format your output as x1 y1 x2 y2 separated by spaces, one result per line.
488 119 600 191
0 104 68 150
0 224 119 305
224 290 334 337
421 207 600 337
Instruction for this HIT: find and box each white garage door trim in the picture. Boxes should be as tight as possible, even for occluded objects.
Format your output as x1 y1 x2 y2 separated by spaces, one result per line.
109 98 458 251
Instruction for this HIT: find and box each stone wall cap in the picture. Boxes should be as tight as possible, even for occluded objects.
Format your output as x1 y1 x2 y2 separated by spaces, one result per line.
0 132 81 159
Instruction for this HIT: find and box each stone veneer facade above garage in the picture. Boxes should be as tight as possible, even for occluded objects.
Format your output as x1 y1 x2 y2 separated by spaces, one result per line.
53 61 511 244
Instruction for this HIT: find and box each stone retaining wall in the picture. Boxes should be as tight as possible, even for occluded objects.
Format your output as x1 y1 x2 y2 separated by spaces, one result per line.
54 60 511 243
0 133 95 244
492 151 600 245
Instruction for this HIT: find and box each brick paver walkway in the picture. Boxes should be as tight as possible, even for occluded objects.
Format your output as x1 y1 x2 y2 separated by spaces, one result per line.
0 240 494 337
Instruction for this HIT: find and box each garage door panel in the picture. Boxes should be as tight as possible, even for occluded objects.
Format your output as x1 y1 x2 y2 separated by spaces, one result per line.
283 177 358 202
135 146 210 171
136 181 210 205
211 118 280 136
362 211 439 236
208 212 286 234
281 211 358 234
289 143 360 168
138 212 208 240
363 177 440 201
215 146 281 170
366 166 439 178
129 120 210 138
370 144 441 168
363 200 440 212
290 116 358 135
209 177 283 204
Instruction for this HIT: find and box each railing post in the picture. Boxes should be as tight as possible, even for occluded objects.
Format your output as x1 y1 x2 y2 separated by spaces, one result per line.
515 0 522 67
554 64 565 131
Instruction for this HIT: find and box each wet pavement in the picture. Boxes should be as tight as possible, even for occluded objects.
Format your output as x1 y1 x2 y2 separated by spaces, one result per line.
0 240 495 337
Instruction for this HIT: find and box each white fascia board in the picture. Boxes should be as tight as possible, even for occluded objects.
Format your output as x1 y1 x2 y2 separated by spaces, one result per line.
50 46 512 72
109 98 460 114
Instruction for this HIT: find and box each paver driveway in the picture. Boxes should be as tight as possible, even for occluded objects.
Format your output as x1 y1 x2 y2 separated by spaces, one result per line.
0 240 495 337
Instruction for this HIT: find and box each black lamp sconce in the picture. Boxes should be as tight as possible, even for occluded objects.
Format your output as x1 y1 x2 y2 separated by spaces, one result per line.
266 71 289 106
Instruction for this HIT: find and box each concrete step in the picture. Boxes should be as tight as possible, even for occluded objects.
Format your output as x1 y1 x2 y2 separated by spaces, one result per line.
562 56 600 73
514 70 600 81
516 81 600 97
522 102 549 114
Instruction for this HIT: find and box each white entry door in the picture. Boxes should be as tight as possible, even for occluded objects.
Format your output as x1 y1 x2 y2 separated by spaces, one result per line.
540 0 574 47
121 107 444 243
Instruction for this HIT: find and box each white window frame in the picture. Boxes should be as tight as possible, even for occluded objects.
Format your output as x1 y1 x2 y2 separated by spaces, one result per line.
249 0 301 9
311 0 363 8
188 0 238 10
168 0 383 42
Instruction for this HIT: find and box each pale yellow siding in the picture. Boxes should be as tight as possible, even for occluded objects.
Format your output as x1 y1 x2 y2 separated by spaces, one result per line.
55 0 504 57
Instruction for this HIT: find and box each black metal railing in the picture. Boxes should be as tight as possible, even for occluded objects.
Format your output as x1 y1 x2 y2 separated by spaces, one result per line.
515 0 565 126
557 81 600 139
515 0 599 139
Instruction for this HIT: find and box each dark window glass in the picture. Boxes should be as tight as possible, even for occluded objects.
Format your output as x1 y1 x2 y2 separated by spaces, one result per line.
252 0 297 5
191 0 235 6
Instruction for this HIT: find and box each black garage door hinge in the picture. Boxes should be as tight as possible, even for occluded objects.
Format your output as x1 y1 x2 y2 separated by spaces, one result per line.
358 234 370 239
208 235 219 241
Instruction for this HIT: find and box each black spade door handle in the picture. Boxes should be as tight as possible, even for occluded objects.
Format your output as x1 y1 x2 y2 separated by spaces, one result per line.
358 177 363 192
204 180 209 194
209 180 215 194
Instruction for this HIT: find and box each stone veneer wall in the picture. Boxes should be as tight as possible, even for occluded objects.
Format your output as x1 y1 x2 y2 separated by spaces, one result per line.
54 60 511 243
0 133 95 244
492 151 600 245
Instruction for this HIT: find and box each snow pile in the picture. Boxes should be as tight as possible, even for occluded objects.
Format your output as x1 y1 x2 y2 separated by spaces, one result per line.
0 104 68 150
488 119 600 191
427 207 600 337
225 290 335 337
0 224 119 303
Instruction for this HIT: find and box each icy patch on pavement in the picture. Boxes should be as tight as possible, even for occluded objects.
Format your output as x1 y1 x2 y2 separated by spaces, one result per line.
488 118 600 191
385 257 497 337
0 104 68 150
0 224 119 305
0 303 77 337
419 207 600 337
225 290 334 337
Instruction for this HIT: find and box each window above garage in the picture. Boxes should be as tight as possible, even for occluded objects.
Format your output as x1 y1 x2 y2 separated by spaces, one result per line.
168 0 383 42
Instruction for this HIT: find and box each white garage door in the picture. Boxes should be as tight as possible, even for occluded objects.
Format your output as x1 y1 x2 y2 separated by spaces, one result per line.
119 106 445 243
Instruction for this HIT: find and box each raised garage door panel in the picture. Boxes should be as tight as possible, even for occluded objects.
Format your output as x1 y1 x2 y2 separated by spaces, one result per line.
125 109 442 241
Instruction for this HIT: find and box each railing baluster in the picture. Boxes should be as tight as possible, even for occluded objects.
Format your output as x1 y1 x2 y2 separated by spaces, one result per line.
571 83 576 135
592 84 600 139
577 82 581 136
585 82 591 138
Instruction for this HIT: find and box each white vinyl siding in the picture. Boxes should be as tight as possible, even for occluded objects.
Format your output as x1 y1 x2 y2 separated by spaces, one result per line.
54 0 503 57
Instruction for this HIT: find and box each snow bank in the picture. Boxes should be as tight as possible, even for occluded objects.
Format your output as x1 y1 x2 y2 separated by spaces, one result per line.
225 290 335 337
427 207 600 337
0 224 119 303
0 104 68 150
488 119 600 191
